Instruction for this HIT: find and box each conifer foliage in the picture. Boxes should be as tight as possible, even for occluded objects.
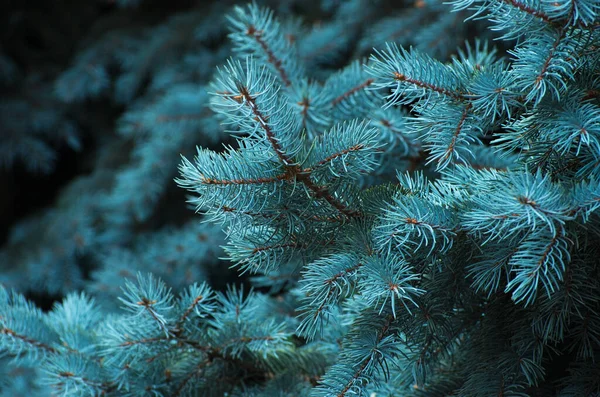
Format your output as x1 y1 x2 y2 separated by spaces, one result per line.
2 0 600 396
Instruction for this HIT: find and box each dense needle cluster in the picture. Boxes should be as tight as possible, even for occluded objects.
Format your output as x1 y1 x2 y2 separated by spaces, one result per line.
2 0 600 396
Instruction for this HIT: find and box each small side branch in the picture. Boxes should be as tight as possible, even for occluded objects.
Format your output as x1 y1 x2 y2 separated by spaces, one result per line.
246 25 292 87
502 0 552 24
336 316 394 397
393 72 465 101
331 79 375 106
201 173 289 186
1 328 57 354
442 103 472 163
239 86 362 218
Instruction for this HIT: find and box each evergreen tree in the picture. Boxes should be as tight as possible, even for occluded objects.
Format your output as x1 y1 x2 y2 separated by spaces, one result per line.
2 0 600 395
